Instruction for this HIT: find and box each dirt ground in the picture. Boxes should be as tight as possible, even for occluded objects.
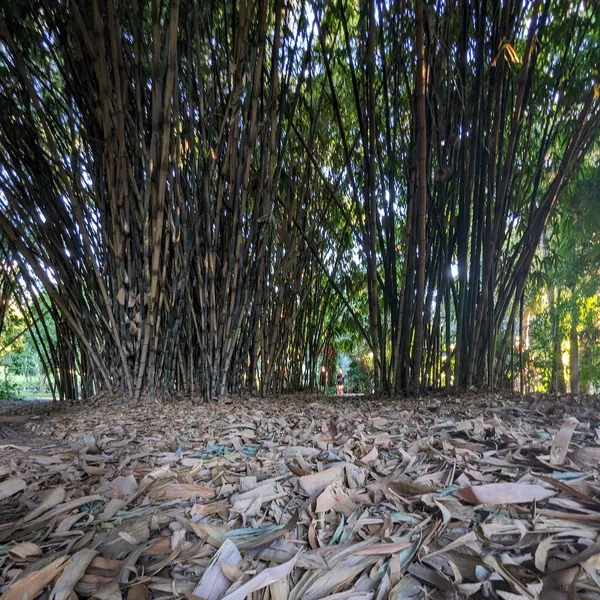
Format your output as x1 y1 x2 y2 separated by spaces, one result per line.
0 392 599 600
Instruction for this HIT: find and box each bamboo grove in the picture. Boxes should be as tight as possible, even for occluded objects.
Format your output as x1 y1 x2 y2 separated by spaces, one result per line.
0 0 598 400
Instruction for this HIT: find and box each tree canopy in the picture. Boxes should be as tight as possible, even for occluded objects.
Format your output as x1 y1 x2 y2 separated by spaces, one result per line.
0 0 599 400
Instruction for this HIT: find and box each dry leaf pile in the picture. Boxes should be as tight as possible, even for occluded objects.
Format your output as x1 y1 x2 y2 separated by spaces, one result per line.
1 393 600 600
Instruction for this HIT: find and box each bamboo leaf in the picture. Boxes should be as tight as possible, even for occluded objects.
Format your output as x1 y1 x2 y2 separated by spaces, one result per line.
0 477 26 501
1 556 70 600
456 483 556 505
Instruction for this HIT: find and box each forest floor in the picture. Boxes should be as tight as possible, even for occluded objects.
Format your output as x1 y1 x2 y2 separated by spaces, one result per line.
0 392 599 600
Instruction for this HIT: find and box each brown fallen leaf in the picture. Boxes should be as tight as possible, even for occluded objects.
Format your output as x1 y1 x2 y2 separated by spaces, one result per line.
572 446 600 468
141 537 172 556
298 463 347 495
221 553 300 600
193 539 242 600
221 563 243 582
549 417 579 466
535 474 599 505
89 557 122 571
455 483 556 505
354 541 413 555
191 499 229 517
127 583 148 600
19 494 108 530
91 582 122 600
110 475 138 499
9 541 42 560
360 447 378 465
289 553 381 600
2 555 70 600
23 486 66 523
100 498 128 521
269 578 289 600
387 480 437 497
0 477 26 501
50 548 98 600
147 482 217 500
535 535 555 572
6 392 600 600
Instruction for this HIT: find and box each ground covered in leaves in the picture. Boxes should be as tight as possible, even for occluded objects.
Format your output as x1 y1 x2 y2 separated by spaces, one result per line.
1 393 600 600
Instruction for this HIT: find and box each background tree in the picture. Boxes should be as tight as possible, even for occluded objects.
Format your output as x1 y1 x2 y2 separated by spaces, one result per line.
525 162 600 394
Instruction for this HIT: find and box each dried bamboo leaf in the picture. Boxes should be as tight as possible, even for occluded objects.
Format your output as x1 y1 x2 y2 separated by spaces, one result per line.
535 536 555 573
92 582 122 600
455 483 556 505
192 539 242 600
100 499 128 521
1 556 70 600
4 392 600 600
220 553 299 600
50 549 98 600
550 417 579 466
127 583 148 600
147 482 216 500
290 554 381 600
387 480 437 497
23 486 66 522
0 477 26 501
8 541 42 560
298 463 347 495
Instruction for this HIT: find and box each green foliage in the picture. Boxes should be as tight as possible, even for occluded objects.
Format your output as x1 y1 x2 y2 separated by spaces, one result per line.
0 303 25 353
0 302 53 393
0 377 18 400
526 307 556 392
344 357 371 394
579 295 600 392
340 340 373 394
0 304 25 386
526 158 600 393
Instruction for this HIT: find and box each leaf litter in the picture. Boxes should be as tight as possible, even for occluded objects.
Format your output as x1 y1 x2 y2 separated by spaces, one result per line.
1 393 600 599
